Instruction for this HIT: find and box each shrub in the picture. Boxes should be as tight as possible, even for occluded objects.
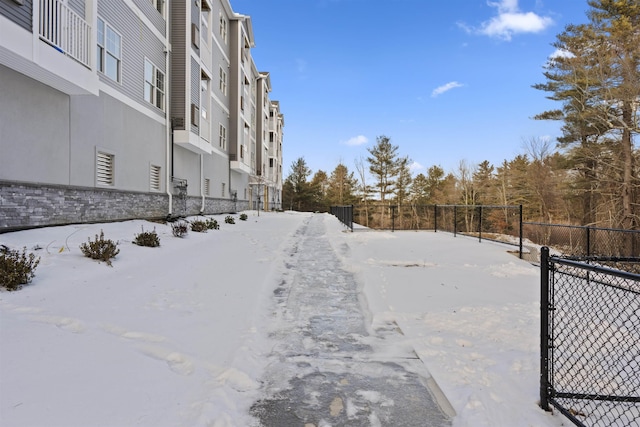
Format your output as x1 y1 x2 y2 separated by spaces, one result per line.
225 215 235 224
133 226 160 247
239 213 248 221
80 230 120 266
171 221 189 238
0 246 41 291
190 219 208 233
206 218 219 230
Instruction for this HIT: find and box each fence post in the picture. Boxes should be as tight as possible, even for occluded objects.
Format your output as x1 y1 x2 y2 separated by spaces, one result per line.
586 226 591 257
391 205 396 232
519 205 523 259
454 205 457 237
434 204 438 232
540 246 551 412
349 205 353 232
478 206 483 243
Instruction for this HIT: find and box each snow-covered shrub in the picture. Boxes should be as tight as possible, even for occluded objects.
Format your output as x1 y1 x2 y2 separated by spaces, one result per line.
225 215 235 224
171 222 189 238
133 227 160 247
80 231 120 266
239 213 248 221
206 218 219 230
0 246 41 291
190 219 208 233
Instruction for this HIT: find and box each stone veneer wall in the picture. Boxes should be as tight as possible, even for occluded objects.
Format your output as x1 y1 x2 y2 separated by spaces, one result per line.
0 181 248 232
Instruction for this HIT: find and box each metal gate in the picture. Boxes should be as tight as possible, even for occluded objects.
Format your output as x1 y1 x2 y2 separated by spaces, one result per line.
540 247 640 426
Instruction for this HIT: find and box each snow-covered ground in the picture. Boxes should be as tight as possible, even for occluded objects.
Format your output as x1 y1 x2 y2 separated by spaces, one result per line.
1 211 567 426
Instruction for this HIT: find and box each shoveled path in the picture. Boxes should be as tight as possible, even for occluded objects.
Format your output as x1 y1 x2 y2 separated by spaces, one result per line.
250 214 453 426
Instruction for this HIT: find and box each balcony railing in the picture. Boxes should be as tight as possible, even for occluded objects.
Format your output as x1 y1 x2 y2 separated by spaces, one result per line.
39 0 91 68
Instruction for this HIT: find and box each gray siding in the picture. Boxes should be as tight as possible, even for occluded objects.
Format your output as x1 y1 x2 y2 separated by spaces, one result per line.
97 1 166 113
68 0 85 18
0 0 32 32
190 0 199 56
190 56 199 134
132 0 166 36
170 0 186 128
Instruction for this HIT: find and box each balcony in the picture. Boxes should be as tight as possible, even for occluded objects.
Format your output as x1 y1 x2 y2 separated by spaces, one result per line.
39 0 92 68
0 0 98 95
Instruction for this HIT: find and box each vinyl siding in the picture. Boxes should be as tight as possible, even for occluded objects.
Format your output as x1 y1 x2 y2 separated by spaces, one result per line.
190 56 199 133
0 0 32 32
132 0 166 36
170 0 186 128
97 1 166 115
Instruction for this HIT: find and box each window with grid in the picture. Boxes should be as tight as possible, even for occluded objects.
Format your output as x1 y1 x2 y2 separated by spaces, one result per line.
219 124 227 149
219 67 227 95
144 59 165 110
97 18 122 82
219 14 227 43
150 165 161 191
96 151 114 186
221 182 226 197
150 0 164 15
204 178 210 196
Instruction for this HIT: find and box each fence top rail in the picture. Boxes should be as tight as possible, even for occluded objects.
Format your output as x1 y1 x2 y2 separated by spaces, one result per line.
549 255 640 282
354 204 521 209
524 221 640 234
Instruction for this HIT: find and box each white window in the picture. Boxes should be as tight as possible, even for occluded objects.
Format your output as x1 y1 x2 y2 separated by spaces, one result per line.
97 18 122 82
144 59 165 110
219 13 227 43
204 178 210 196
201 2 210 46
96 151 114 186
221 182 226 197
219 67 227 95
150 0 164 15
219 124 227 150
200 77 209 120
150 165 161 191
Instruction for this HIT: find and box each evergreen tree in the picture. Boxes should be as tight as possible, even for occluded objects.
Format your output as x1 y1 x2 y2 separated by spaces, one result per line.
534 0 640 228
394 156 413 205
326 163 358 206
283 157 313 211
367 135 401 203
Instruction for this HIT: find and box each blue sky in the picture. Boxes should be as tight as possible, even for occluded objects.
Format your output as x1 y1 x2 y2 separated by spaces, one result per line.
230 0 592 177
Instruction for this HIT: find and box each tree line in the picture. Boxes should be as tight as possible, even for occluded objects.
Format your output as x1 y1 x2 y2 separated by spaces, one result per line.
283 0 639 229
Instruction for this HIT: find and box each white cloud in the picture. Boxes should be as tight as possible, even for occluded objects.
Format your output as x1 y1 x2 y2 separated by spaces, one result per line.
549 48 574 59
431 81 464 98
409 161 424 172
465 0 554 41
343 135 368 146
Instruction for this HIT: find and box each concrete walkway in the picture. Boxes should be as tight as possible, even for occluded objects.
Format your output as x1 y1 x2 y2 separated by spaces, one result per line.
250 214 454 426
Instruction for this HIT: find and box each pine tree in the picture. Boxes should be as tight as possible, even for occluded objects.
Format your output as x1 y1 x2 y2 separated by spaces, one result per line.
283 157 313 211
367 135 401 203
326 163 358 206
534 0 640 228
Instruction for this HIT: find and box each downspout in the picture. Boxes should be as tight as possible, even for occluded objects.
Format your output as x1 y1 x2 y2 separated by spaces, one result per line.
165 17 172 215
200 154 205 213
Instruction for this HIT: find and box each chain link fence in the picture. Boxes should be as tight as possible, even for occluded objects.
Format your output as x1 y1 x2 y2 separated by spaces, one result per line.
524 222 640 259
540 247 640 427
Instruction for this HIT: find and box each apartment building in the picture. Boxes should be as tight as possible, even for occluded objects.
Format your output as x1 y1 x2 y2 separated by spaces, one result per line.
0 0 283 232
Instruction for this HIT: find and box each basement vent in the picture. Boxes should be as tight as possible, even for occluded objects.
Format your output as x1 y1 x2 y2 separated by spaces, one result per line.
96 151 114 186
150 165 161 191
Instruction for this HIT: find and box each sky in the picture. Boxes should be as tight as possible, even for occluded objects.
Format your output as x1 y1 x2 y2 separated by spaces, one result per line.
230 0 592 177
0 212 574 426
